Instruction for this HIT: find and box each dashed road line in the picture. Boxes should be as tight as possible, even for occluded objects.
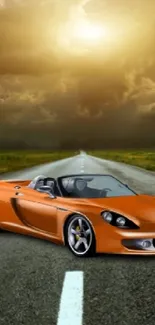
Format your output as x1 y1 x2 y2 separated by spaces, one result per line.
57 271 84 325
80 163 85 172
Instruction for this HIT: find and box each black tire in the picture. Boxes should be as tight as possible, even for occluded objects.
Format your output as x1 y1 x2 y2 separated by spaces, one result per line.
65 214 96 257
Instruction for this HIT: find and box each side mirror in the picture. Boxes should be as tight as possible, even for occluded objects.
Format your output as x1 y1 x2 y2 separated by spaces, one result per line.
38 186 56 198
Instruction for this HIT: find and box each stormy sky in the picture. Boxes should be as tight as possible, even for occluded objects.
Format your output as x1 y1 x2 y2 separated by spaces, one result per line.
0 0 155 149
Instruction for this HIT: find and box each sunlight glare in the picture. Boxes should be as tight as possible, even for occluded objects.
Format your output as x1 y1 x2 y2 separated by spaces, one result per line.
56 18 113 56
73 20 106 42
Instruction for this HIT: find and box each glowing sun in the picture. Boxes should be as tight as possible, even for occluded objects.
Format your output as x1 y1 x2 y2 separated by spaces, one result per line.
56 17 109 56
72 20 106 42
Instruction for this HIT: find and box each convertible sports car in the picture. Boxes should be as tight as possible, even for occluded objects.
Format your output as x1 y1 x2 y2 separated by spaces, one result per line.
0 173 155 257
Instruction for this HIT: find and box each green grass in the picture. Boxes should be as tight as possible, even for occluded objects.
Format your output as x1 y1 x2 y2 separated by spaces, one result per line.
0 150 75 174
88 150 155 171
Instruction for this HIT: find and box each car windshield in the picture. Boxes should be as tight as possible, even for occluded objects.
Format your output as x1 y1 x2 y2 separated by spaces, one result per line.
58 175 136 198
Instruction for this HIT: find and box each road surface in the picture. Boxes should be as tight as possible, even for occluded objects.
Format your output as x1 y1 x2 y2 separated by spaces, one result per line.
0 152 155 325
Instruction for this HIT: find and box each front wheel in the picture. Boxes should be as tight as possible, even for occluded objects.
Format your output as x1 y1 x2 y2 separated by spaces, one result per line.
65 214 96 257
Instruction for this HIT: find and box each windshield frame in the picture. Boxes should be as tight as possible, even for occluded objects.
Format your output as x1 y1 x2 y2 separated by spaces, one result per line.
57 174 137 198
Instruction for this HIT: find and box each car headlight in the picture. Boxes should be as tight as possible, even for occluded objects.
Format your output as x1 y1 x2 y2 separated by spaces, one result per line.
116 216 126 227
101 211 139 229
102 211 113 223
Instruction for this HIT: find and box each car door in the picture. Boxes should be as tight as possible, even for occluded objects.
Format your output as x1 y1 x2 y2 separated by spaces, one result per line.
12 189 58 235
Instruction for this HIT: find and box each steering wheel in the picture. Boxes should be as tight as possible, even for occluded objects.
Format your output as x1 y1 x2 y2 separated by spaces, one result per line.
99 188 112 197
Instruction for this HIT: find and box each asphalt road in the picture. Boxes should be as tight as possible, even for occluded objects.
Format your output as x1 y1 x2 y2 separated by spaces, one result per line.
0 152 155 325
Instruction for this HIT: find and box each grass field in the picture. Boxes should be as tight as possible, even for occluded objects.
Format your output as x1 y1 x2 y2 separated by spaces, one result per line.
0 150 155 173
88 150 155 171
0 151 75 174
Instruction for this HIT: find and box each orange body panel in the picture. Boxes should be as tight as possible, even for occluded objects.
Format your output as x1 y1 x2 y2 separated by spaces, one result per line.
0 179 155 254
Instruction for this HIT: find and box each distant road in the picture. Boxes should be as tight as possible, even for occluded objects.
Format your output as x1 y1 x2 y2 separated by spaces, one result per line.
0 152 155 325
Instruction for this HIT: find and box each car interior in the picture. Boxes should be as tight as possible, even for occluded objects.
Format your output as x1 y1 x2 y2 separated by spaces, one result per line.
59 177 105 198
27 175 111 198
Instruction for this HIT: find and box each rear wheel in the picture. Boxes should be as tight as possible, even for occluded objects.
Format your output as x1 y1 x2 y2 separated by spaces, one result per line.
65 214 95 257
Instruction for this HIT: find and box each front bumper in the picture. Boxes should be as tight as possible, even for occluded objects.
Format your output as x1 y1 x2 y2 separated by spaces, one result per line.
95 225 155 255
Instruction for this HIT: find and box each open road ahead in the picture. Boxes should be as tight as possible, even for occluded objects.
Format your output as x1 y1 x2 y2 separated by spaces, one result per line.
0 152 155 325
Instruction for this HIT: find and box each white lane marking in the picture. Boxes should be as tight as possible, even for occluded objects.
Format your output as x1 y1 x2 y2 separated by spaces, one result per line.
80 163 84 172
57 271 83 325
80 156 85 172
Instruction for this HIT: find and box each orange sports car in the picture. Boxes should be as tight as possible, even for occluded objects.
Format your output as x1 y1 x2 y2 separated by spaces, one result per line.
0 173 155 257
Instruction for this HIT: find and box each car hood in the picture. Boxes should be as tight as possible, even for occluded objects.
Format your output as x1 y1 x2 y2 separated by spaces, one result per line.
66 195 155 223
